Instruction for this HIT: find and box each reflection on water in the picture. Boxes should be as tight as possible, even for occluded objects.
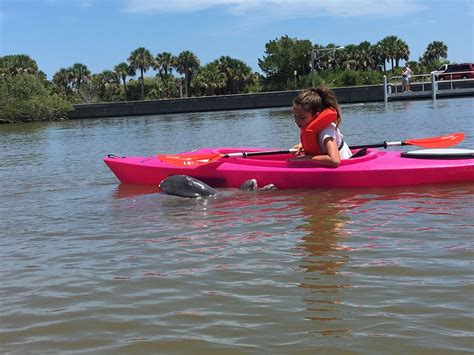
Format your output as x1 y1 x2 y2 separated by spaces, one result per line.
114 183 161 199
295 192 351 328
298 193 352 274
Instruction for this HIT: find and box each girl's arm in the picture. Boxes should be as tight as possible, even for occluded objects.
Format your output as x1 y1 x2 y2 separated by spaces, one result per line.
310 137 341 166
289 137 341 166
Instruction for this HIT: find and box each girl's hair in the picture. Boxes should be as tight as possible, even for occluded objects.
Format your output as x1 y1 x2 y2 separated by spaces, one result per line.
293 86 342 126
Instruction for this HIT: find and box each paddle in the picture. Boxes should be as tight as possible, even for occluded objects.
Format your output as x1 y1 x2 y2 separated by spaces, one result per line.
158 132 464 167
350 132 464 149
157 149 297 166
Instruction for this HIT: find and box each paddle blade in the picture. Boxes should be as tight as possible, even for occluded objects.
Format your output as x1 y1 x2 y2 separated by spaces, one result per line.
157 153 224 166
405 132 464 148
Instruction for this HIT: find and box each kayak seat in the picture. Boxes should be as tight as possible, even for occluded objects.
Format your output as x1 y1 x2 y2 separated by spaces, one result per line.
350 148 368 159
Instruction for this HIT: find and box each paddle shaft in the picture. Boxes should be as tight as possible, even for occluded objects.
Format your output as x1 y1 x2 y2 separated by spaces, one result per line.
351 141 405 149
223 149 297 158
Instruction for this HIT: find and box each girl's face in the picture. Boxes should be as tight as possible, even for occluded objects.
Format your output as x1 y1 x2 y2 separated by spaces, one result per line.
293 104 317 129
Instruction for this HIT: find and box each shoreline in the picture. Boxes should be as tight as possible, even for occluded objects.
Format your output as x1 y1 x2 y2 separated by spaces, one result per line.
68 81 474 119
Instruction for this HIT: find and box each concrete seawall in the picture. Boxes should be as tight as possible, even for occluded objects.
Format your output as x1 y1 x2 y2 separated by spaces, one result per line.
68 82 474 119
68 85 382 119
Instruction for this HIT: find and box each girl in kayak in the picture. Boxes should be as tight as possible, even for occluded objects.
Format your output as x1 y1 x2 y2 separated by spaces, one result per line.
291 86 352 166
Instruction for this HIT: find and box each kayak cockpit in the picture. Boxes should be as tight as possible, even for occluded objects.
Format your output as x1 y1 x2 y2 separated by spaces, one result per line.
212 147 379 167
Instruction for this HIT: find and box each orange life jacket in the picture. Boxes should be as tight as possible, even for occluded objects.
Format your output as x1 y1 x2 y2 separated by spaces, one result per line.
300 108 338 155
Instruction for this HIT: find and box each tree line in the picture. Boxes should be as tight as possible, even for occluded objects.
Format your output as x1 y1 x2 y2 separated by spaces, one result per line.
50 49 257 103
1 35 450 122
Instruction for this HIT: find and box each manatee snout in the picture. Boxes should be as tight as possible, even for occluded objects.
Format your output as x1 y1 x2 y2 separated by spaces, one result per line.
239 179 277 191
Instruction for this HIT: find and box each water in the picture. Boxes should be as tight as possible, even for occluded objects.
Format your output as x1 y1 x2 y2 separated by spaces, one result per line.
1 97 473 354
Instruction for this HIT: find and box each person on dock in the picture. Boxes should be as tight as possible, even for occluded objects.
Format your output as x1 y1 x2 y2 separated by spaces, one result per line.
290 86 352 166
402 64 413 92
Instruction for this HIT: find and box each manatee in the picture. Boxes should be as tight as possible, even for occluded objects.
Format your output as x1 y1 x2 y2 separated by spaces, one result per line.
259 184 277 191
239 179 278 191
240 179 258 191
159 175 217 198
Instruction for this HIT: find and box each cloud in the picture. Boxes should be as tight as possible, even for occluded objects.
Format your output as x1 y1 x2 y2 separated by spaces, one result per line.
124 0 427 17
124 0 252 14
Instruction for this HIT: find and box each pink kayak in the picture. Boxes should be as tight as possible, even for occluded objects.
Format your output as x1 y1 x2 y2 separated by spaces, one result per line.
103 147 474 189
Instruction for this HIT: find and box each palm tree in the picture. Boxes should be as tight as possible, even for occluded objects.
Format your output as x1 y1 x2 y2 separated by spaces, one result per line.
114 62 135 100
157 76 181 98
377 36 399 71
52 68 73 95
214 56 255 94
70 63 91 91
420 41 448 65
193 63 226 96
354 41 379 71
365 42 384 70
128 47 154 99
154 52 176 78
394 39 410 68
339 44 357 70
92 70 120 102
175 50 200 97
0 54 39 76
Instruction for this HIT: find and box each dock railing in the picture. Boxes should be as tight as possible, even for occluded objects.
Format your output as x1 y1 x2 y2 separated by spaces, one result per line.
383 70 474 102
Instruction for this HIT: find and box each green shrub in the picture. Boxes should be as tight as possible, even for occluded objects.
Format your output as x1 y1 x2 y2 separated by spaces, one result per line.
0 73 72 123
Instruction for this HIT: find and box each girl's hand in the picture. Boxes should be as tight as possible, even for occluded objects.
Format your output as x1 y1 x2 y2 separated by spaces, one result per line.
291 143 304 155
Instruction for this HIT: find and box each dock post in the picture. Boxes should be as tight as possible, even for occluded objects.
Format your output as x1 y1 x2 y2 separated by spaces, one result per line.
431 72 437 101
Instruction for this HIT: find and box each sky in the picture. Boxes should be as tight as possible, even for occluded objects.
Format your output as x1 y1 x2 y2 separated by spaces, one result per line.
1 0 473 80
